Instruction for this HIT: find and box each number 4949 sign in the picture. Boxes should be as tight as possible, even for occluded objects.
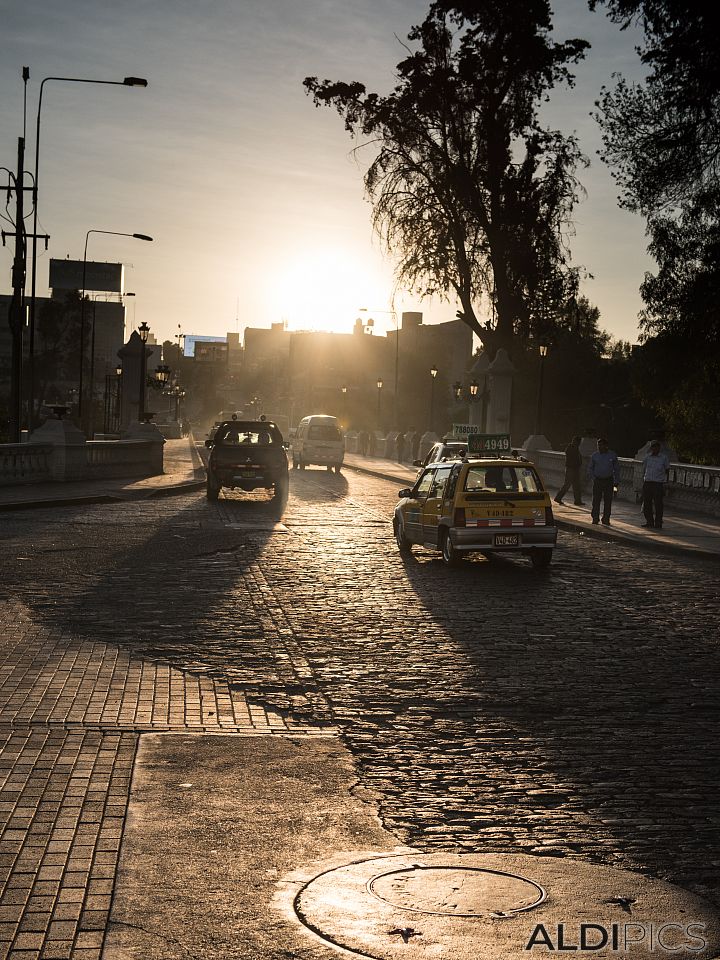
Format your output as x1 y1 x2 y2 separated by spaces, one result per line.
467 433 512 454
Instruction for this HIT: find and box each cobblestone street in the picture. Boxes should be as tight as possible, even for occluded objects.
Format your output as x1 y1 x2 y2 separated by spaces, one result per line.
1 466 719 956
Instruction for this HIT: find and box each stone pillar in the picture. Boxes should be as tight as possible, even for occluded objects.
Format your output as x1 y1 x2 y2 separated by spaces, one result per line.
486 349 515 436
122 419 166 476
118 332 155 431
29 417 87 481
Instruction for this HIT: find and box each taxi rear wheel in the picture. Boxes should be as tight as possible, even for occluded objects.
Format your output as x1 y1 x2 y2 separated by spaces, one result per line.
530 549 553 570
395 519 412 554
441 530 462 566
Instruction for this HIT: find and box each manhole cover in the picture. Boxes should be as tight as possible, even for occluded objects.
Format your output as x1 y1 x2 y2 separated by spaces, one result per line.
369 865 545 917
287 852 720 960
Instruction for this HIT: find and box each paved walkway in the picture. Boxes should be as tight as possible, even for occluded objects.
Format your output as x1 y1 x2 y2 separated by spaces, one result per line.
343 452 720 559
0 438 205 511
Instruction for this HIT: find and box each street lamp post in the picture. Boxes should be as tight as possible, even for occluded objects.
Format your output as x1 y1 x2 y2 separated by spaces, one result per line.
376 377 383 428
359 307 399 428
429 365 438 433
341 385 347 426
27 73 148 429
78 230 152 431
534 345 548 435
138 321 150 421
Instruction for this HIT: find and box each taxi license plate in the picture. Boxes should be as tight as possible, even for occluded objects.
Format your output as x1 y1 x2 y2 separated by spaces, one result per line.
238 470 257 478
494 533 520 546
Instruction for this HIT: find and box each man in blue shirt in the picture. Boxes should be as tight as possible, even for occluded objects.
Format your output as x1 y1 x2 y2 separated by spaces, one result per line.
588 437 621 525
641 440 671 529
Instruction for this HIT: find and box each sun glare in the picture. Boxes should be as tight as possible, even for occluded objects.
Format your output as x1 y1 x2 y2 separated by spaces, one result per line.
268 248 392 334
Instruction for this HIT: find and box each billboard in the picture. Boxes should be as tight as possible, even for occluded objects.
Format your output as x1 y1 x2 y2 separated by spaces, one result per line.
49 259 124 294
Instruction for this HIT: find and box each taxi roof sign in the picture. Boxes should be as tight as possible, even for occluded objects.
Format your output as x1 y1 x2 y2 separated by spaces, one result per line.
467 433 512 454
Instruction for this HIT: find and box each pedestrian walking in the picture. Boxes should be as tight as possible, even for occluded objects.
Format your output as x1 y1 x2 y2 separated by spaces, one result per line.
396 432 406 463
554 435 585 506
641 440 670 529
588 437 620 525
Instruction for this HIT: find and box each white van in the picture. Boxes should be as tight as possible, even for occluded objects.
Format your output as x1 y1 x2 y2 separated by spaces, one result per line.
292 415 344 472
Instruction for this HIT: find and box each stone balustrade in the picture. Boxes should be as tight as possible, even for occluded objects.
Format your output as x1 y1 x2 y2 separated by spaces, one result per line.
0 443 53 486
86 439 163 479
0 419 164 486
525 448 720 517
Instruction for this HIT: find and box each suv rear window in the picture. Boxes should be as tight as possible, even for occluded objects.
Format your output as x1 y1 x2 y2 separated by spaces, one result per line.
308 424 341 441
463 464 543 494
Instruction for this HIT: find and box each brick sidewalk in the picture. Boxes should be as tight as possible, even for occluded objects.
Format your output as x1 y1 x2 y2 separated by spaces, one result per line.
0 598 328 960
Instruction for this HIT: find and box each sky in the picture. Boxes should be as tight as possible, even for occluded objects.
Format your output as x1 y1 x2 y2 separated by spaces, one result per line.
0 0 651 348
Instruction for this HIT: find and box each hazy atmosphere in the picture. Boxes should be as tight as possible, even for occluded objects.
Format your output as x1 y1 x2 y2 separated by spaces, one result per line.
1 0 648 344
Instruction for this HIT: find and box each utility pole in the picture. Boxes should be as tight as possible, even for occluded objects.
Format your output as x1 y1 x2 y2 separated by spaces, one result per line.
2 139 26 443
2 137 50 442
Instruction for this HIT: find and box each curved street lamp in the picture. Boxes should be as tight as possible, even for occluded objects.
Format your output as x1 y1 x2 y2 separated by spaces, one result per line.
78 230 153 430
27 73 148 428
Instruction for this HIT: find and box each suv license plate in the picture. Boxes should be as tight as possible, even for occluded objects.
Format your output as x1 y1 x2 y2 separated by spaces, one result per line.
494 533 520 546
238 470 257 478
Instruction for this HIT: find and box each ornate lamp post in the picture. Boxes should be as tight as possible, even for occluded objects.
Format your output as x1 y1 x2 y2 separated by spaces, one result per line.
376 377 383 427
138 321 150 421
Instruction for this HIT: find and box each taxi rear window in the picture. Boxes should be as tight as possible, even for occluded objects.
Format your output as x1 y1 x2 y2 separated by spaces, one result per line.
463 465 543 494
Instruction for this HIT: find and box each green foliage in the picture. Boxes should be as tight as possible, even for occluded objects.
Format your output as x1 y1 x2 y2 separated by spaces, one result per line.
304 0 589 356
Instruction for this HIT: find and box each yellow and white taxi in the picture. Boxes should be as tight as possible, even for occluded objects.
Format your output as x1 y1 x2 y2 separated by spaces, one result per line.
393 454 557 568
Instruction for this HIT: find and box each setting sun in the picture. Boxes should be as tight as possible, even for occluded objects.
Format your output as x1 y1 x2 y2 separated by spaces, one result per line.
267 247 394 334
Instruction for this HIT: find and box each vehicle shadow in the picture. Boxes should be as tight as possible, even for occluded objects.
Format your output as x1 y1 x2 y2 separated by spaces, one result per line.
382 537 720 898
3 494 309 718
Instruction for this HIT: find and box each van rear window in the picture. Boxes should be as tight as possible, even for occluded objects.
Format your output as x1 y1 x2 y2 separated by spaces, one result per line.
308 425 341 441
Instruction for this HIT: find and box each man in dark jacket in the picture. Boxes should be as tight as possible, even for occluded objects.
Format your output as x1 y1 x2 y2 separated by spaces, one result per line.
554 436 585 506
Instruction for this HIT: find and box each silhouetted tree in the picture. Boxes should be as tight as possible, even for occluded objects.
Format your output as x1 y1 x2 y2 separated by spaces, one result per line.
304 0 589 357
591 1 720 214
592 0 720 461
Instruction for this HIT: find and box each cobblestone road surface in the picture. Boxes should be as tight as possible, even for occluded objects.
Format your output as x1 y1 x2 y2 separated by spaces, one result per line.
1 465 719 955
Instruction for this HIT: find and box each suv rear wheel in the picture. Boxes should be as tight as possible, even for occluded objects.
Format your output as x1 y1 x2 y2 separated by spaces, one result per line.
206 476 220 501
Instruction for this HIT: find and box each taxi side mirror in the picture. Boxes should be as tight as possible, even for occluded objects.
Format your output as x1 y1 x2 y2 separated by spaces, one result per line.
412 459 422 467
398 487 412 498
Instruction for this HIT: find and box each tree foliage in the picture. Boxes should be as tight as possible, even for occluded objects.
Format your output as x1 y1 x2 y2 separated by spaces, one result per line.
591 1 720 213
592 1 720 461
304 0 589 356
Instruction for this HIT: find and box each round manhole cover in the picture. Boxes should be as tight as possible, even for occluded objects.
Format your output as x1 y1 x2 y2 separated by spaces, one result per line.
369 865 545 917
289 853 720 960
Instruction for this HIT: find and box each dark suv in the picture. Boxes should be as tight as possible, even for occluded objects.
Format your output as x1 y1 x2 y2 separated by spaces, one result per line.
205 419 289 502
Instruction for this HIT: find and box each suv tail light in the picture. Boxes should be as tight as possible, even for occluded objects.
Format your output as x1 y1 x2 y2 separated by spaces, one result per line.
453 507 466 527
545 506 554 525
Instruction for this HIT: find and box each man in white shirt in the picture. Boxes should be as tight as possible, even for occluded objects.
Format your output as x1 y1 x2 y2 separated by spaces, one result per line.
642 441 671 529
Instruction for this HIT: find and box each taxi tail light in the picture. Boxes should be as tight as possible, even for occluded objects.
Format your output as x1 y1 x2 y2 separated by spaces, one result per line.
545 506 554 525
453 507 466 527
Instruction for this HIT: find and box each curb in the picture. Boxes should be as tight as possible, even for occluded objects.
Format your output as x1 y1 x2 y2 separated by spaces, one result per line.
0 477 206 512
